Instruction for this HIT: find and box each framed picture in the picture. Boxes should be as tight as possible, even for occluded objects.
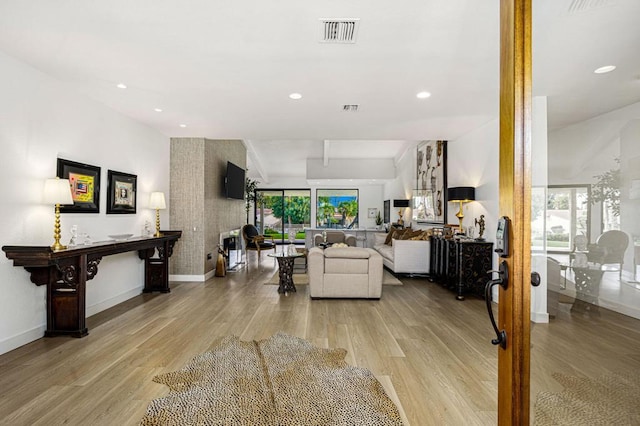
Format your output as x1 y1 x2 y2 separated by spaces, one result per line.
57 158 101 213
107 170 137 214
416 140 447 224
412 189 436 222
367 208 378 219
383 200 390 223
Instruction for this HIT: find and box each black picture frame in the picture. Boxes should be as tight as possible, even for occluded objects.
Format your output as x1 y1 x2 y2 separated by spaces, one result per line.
56 158 101 213
383 200 390 223
107 170 137 214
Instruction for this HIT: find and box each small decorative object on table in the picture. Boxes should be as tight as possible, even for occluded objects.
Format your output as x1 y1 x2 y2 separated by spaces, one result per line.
141 220 153 237
69 225 78 247
475 214 486 241
375 210 383 229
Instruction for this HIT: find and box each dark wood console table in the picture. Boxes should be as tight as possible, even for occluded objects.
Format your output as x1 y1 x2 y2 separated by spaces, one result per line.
2 231 181 338
430 236 493 300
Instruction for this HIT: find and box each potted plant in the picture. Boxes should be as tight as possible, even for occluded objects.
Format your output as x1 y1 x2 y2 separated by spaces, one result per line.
244 177 260 224
375 210 383 229
590 159 620 216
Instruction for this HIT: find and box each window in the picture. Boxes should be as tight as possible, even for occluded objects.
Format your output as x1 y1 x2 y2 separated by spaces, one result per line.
316 189 359 229
544 185 590 252
255 189 311 243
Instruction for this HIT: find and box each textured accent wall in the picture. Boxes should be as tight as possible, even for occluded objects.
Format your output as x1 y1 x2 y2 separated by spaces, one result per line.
204 140 246 275
170 138 246 276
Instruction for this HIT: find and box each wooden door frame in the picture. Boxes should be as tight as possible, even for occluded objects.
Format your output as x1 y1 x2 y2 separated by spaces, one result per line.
499 0 532 424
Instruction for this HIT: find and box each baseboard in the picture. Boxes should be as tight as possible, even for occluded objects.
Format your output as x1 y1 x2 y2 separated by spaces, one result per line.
169 272 214 282
86 286 143 317
0 325 46 356
531 311 549 323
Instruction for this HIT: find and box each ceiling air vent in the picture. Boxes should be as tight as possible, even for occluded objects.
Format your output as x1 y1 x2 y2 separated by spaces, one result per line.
319 18 360 43
343 105 359 112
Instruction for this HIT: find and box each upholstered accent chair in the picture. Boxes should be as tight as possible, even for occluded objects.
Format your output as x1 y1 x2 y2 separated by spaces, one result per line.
312 230 357 247
241 224 275 262
587 230 629 279
308 246 383 299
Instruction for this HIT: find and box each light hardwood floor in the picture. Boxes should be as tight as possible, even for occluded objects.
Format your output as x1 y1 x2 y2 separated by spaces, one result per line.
1 255 639 425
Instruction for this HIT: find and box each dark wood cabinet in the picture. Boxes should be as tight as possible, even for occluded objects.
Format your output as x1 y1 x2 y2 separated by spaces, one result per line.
430 236 493 299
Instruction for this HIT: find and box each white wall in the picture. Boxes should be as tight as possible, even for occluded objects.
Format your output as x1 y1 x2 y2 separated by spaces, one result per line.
447 122 500 241
0 51 169 354
384 144 417 225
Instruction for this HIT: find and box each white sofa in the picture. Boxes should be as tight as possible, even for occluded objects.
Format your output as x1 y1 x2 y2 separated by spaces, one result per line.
308 247 383 299
372 233 430 274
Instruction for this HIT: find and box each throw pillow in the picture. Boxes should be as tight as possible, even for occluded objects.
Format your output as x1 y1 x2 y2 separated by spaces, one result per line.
402 229 423 240
392 228 407 241
384 230 395 245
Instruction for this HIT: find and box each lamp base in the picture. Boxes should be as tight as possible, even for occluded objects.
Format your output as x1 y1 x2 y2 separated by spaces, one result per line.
51 242 67 252
51 204 67 251
155 208 162 237
456 201 465 233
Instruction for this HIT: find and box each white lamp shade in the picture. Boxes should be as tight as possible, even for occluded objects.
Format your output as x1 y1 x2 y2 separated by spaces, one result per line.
43 178 73 205
149 192 166 209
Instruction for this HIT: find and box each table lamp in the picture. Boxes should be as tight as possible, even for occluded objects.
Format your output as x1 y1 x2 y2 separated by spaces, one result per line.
447 187 475 233
43 177 74 251
149 192 166 237
393 199 410 226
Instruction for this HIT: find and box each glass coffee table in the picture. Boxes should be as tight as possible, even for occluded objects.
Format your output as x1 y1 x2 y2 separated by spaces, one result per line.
268 251 305 294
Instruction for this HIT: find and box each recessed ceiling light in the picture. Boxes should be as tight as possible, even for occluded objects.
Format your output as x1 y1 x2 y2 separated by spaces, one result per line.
154 108 163 112
289 93 303 100
179 124 187 128
116 83 127 89
594 65 616 74
416 91 431 99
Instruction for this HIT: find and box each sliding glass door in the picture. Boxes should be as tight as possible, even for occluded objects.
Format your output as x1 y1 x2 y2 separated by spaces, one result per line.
254 189 311 244
545 185 590 252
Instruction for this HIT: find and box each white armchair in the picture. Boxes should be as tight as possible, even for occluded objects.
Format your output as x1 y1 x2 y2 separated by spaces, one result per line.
313 230 357 247
308 247 383 299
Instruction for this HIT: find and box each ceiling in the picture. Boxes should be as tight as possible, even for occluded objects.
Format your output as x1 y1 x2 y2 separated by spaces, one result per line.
0 0 638 182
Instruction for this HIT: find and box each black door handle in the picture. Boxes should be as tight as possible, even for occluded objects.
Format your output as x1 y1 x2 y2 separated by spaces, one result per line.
485 261 508 349
531 271 541 287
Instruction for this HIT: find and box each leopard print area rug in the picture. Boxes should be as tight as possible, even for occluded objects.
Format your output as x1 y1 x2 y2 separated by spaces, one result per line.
140 332 404 425
534 372 640 425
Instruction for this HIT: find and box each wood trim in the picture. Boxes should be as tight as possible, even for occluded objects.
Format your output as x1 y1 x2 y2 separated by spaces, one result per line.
499 0 532 424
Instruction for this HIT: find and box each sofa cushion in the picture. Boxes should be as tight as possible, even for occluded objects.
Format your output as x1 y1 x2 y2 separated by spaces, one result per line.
374 244 393 261
373 233 387 246
325 258 369 274
324 247 370 259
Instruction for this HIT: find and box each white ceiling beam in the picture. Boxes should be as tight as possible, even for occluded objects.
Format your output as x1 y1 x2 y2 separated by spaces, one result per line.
323 140 330 167
243 139 270 183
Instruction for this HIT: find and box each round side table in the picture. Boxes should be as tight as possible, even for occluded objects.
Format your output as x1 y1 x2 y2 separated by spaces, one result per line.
268 252 305 294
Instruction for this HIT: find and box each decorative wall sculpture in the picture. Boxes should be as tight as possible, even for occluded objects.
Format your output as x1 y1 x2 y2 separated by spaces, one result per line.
414 140 447 224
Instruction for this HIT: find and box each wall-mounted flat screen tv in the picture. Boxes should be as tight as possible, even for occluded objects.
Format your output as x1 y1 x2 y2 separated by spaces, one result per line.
225 161 245 200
